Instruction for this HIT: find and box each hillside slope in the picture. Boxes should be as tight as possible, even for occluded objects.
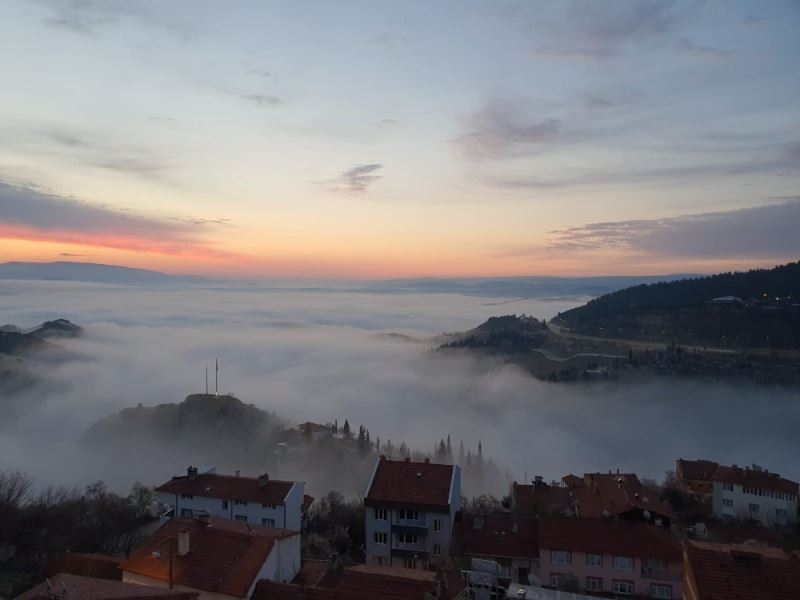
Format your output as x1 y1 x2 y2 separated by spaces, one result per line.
553 261 800 349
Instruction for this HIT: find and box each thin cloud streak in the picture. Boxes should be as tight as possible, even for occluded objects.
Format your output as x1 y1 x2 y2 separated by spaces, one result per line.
504 199 800 260
328 163 384 195
0 181 232 258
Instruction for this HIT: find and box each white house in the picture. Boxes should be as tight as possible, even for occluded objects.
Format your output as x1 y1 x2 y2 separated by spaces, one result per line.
711 464 798 526
678 460 798 526
122 516 300 599
364 456 460 569
156 466 307 531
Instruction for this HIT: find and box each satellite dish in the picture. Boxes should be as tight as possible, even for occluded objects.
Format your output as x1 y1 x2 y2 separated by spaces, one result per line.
602 510 611 518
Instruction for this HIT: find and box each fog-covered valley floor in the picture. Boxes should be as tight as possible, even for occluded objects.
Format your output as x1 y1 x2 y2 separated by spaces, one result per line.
2 280 799 496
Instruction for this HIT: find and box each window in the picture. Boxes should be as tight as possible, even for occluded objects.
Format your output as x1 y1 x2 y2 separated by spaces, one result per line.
222 499 229 510
723 483 733 492
650 583 672 598
613 556 634 570
180 508 193 517
776 508 787 519
181 493 193 500
235 515 247 522
722 498 734 507
375 508 387 520
585 553 602 567
550 574 563 588
643 558 667 572
585 577 602 592
262 518 275 527
551 550 571 565
749 503 760 513
403 558 415 569
433 543 441 556
398 533 418 544
374 532 387 545
262 503 277 509
613 580 635 595
400 509 418 520
434 519 442 532
234 499 247 506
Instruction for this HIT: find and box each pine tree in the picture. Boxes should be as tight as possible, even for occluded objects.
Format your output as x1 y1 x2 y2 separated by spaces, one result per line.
437 439 446 458
458 441 465 465
446 435 452 457
334 419 338 434
375 436 381 453
343 419 351 439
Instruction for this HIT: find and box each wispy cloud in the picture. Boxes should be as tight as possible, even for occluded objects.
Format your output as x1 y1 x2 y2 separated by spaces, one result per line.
1 126 173 182
529 0 688 59
455 99 562 160
328 164 384 195
36 0 190 36
506 199 800 260
241 94 284 108
498 141 800 189
678 37 732 60
0 181 231 257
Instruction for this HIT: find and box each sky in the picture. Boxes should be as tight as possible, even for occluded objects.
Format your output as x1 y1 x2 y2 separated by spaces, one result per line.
0 0 799 278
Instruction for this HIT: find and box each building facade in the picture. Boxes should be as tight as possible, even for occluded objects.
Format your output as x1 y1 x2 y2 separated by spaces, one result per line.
364 457 460 569
677 460 798 526
537 518 683 599
156 466 306 531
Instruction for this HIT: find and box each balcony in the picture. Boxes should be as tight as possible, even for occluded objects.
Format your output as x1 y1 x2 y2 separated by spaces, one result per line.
641 567 681 582
391 523 429 535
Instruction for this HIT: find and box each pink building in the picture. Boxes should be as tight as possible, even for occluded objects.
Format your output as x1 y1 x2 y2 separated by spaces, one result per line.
538 518 682 599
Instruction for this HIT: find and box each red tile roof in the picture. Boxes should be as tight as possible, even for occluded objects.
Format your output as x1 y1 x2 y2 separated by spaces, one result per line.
42 553 122 581
677 459 720 482
252 566 438 600
538 517 682 561
16 574 198 600
122 517 297 598
454 514 539 559
677 459 799 496
712 465 798 496
686 541 800 600
156 473 295 506
365 457 455 510
512 482 572 517
570 473 674 521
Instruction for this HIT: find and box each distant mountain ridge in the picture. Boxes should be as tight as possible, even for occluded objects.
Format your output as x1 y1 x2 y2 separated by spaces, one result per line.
0 261 205 284
0 318 83 356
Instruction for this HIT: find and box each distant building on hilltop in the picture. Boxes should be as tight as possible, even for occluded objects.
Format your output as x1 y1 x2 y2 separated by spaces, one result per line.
364 456 460 569
155 466 308 531
676 459 798 526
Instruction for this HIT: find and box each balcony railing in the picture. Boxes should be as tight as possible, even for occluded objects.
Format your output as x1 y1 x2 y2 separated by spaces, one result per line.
641 567 681 582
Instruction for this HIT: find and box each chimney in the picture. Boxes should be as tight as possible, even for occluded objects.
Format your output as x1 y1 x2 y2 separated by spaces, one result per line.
235 469 240 477
187 466 198 480
424 458 430 464
178 529 190 557
258 473 270 488
534 475 543 486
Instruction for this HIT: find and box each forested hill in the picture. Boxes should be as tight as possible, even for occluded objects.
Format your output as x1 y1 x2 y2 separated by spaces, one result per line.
553 261 800 349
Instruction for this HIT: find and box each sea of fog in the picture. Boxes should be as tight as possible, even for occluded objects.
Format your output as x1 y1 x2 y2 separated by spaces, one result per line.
2 280 799 494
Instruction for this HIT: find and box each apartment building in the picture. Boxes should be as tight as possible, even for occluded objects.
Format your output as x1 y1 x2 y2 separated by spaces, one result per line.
156 466 307 531
364 456 460 569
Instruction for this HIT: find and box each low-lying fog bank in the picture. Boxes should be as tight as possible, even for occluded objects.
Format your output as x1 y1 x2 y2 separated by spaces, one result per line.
2 281 799 496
